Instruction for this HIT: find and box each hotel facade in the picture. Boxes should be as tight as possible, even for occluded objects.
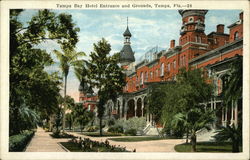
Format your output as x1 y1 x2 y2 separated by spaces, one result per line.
79 10 243 131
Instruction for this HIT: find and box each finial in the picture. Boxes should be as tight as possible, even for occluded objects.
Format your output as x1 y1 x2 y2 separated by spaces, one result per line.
127 17 128 27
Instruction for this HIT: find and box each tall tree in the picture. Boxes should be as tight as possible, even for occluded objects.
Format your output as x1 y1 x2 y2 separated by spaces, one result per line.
64 95 75 130
161 68 214 151
148 83 167 124
9 9 79 135
88 39 126 136
53 48 85 132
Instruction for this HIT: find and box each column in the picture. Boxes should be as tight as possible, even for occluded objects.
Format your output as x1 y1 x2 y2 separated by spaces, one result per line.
120 99 123 119
225 107 228 125
151 114 153 126
141 97 144 117
234 100 238 127
211 99 213 110
231 100 234 125
134 99 137 117
124 100 128 119
214 99 217 110
222 108 225 126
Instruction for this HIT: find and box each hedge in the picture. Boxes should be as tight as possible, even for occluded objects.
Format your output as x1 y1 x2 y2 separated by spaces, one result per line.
9 130 35 152
107 125 124 134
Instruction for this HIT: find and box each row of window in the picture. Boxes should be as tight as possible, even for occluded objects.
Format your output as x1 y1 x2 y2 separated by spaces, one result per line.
127 59 182 90
180 35 203 44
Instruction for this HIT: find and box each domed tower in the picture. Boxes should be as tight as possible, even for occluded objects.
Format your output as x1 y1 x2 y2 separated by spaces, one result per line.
119 18 135 69
178 10 209 59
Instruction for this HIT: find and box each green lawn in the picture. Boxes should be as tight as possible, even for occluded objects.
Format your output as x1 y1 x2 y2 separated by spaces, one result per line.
108 136 165 142
175 142 242 152
81 132 124 137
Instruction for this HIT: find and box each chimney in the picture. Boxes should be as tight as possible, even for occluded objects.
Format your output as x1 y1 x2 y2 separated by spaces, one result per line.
170 40 175 48
216 24 224 33
239 12 243 21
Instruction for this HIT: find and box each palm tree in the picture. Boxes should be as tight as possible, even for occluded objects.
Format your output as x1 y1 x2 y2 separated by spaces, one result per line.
172 108 215 152
214 55 243 152
223 55 242 107
213 124 242 152
53 47 85 132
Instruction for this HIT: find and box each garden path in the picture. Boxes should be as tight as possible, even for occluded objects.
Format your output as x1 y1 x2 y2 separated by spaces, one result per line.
67 131 185 152
25 127 67 152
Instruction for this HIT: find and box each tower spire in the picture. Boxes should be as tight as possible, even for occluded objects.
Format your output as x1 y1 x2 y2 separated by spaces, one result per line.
127 17 128 27
123 17 132 38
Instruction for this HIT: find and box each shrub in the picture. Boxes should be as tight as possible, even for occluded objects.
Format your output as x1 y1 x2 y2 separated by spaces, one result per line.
9 130 35 152
124 129 137 136
85 126 98 132
108 125 123 133
116 117 146 135
50 131 76 138
107 119 115 126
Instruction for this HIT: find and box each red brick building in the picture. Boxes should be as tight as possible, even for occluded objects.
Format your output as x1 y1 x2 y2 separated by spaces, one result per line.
114 10 243 128
79 10 243 130
78 82 98 112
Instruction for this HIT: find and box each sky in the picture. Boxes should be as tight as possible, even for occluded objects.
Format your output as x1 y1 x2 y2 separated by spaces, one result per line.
18 9 241 102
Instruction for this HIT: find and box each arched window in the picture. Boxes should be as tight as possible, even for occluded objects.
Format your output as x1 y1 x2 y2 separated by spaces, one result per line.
160 63 164 76
234 31 239 40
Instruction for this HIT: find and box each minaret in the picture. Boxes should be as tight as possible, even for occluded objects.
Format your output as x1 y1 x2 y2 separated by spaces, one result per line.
119 17 135 69
178 10 209 59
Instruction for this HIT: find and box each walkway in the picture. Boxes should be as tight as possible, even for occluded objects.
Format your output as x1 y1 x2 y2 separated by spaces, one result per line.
67 132 185 152
25 128 67 152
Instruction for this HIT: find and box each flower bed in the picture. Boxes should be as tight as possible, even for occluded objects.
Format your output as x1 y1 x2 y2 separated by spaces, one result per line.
60 137 130 152
9 130 35 152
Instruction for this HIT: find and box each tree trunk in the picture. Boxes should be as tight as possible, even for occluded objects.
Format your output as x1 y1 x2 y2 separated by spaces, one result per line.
99 117 103 136
80 123 83 132
232 137 240 152
186 128 189 144
191 132 197 152
69 120 72 130
62 75 67 132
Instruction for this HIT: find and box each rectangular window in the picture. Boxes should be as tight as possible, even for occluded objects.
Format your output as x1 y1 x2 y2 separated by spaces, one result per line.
161 63 164 76
173 60 176 69
180 57 183 66
198 37 202 43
